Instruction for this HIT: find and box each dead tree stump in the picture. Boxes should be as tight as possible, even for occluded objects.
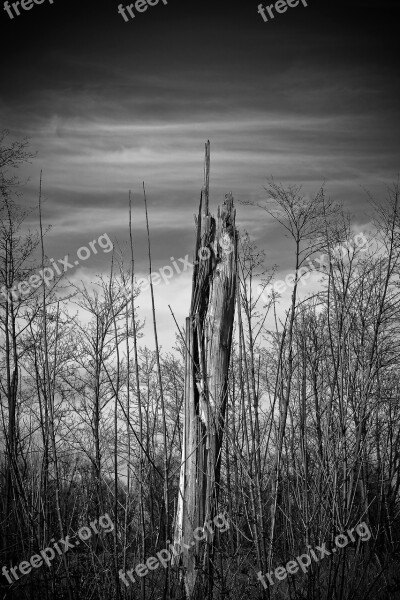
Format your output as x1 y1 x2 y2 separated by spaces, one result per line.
174 141 238 599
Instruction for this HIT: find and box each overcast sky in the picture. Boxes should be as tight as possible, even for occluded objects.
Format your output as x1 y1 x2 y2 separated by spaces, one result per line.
1 0 399 348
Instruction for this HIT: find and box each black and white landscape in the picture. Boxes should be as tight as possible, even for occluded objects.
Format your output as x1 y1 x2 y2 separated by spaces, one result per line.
1 1 400 599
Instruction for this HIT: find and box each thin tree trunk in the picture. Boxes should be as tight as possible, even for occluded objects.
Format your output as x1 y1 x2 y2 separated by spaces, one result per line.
128 192 146 600
39 174 74 600
143 183 170 600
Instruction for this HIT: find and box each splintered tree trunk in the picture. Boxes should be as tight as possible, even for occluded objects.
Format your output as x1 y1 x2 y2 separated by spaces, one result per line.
174 141 237 599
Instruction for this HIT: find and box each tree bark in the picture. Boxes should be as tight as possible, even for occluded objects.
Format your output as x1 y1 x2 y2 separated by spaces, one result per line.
174 142 237 599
